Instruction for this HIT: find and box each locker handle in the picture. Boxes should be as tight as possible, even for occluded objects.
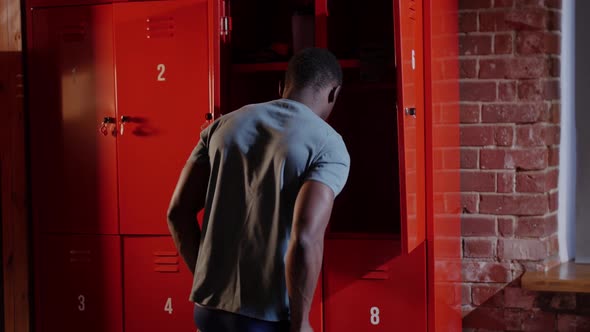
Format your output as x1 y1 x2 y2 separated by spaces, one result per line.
100 117 115 136
404 107 416 118
120 115 131 136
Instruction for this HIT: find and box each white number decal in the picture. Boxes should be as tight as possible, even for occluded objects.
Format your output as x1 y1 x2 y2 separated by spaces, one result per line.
370 306 380 326
157 64 166 81
165 297 173 314
78 294 86 312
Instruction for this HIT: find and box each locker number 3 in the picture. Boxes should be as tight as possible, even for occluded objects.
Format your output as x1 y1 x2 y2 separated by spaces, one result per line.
370 306 380 325
157 64 166 81
78 295 86 312
165 297 173 314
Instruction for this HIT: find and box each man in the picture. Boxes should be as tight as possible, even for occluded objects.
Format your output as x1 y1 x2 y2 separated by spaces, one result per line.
167 48 350 332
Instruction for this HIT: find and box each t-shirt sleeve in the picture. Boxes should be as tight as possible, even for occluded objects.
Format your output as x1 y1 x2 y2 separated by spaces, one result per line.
188 122 213 165
304 135 350 196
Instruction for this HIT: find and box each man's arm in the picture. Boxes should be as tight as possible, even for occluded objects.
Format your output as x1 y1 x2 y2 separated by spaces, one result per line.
167 158 210 273
286 180 335 331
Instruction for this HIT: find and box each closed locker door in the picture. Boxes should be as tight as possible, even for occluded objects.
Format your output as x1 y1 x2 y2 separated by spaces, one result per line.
29 5 119 235
114 0 211 235
323 239 398 332
123 236 195 331
38 234 123 332
323 239 426 332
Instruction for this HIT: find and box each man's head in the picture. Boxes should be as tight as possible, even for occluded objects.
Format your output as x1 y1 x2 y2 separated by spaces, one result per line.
281 48 343 120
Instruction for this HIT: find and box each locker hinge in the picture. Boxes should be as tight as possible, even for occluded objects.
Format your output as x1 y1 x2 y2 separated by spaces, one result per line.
220 16 232 37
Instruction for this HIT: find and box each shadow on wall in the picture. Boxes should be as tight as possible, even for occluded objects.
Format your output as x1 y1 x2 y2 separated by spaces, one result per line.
462 278 590 331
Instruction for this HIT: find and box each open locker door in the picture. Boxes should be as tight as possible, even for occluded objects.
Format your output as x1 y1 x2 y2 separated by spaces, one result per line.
394 0 426 254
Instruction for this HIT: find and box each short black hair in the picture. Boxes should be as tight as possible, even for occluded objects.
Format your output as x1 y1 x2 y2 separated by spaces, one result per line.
285 48 343 91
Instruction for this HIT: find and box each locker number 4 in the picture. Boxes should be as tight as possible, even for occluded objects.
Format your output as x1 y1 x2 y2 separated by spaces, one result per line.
157 64 166 81
165 297 173 314
370 306 380 325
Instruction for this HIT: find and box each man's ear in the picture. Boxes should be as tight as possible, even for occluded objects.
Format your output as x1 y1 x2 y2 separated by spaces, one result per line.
328 85 341 104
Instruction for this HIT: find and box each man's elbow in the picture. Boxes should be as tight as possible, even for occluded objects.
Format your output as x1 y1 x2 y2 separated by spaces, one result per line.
166 205 187 228
291 230 324 254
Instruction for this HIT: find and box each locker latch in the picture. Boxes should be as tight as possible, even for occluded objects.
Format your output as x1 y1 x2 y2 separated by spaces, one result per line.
120 115 131 136
404 107 416 118
220 16 232 37
100 116 116 136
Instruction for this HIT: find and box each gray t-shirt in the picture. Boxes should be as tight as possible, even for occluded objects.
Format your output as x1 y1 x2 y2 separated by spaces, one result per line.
188 98 350 322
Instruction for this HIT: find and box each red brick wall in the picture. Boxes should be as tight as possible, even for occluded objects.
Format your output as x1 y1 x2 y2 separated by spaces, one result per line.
456 0 585 330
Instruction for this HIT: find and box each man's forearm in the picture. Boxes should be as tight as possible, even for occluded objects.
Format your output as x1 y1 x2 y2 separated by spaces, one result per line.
285 235 323 328
167 213 201 273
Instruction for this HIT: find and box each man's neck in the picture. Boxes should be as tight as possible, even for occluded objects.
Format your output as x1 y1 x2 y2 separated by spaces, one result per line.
283 90 325 119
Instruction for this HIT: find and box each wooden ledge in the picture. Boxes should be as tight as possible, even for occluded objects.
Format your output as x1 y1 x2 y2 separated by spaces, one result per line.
522 261 590 293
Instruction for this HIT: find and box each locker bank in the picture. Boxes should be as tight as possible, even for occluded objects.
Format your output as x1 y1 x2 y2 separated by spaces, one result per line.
24 0 461 331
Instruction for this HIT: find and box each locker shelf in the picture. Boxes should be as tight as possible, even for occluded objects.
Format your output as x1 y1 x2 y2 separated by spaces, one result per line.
232 59 361 73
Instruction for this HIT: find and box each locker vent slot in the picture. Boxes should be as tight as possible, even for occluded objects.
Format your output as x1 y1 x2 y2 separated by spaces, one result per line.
146 17 175 39
69 249 92 263
153 250 179 273
360 263 390 280
61 23 88 43
361 268 390 280
408 0 416 21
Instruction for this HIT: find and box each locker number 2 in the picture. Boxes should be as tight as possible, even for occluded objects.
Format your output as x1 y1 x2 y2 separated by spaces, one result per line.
370 306 380 325
165 297 173 314
78 294 86 312
157 64 166 81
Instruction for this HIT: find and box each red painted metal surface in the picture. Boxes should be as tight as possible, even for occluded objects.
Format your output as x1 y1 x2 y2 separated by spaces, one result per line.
29 0 117 9
310 271 323 332
123 236 195 332
114 0 211 235
423 0 462 331
38 234 123 332
323 239 426 331
29 5 119 235
208 0 222 117
394 0 426 254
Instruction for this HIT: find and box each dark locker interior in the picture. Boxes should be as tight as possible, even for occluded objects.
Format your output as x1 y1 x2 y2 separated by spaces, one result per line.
226 0 401 236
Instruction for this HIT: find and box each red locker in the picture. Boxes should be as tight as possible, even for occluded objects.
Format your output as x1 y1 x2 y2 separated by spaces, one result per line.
223 0 429 329
25 0 460 330
29 5 119 235
114 0 212 235
38 234 123 332
123 236 324 332
324 239 427 332
123 237 195 332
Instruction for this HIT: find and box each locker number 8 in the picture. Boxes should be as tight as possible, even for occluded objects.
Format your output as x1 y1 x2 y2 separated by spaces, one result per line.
78 295 86 312
157 64 166 81
370 306 380 325
165 297 173 314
